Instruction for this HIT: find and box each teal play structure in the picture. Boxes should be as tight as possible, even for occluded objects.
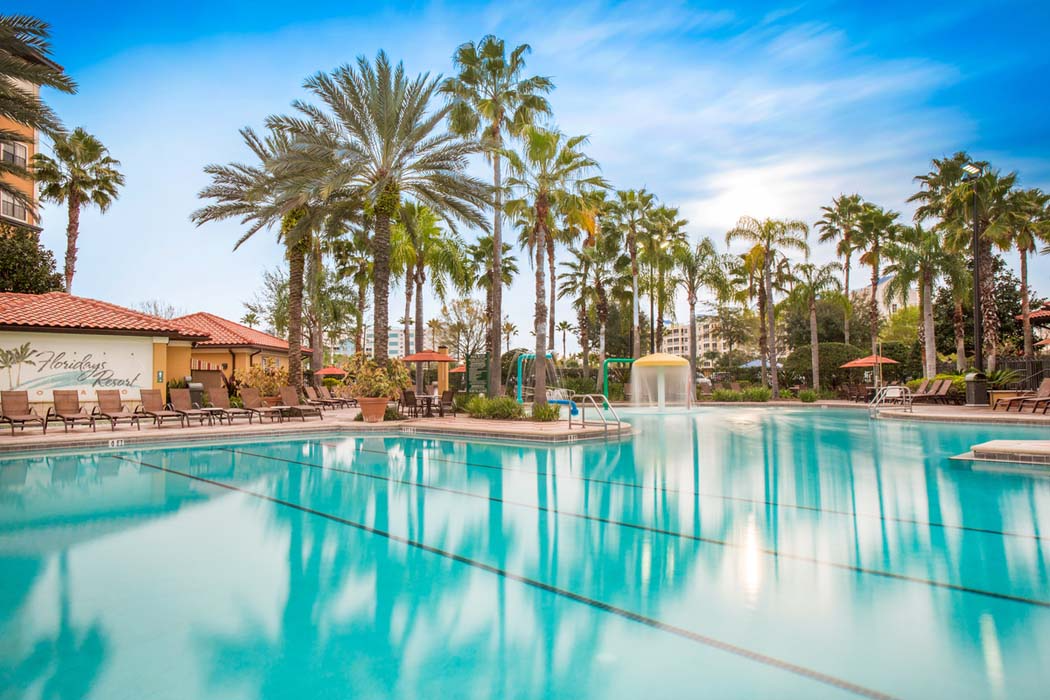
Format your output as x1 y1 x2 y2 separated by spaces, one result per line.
514 352 579 416
602 357 635 397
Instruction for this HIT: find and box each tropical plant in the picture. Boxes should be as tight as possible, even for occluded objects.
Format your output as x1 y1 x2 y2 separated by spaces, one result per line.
816 193 864 345
555 320 573 360
786 261 842 391
464 395 524 419
0 226 63 293
241 311 259 328
675 236 718 381
33 127 125 292
501 126 607 406
609 189 655 357
882 223 946 377
999 188 1050 358
233 365 290 397
530 403 561 422
270 51 489 363
783 343 865 390
0 14 75 205
344 354 411 399
501 319 517 350
442 36 553 396
640 204 688 351
557 245 592 376
725 216 809 397
853 203 899 355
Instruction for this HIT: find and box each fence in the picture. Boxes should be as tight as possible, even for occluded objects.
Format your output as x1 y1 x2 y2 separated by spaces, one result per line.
935 358 1049 390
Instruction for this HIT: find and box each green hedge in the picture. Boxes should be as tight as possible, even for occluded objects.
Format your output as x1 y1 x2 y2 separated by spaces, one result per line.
465 396 525 419
712 388 740 402
531 404 562 422
741 387 772 402
799 389 817 403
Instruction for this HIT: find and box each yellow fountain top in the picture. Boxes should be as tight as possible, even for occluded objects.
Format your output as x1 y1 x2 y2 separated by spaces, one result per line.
632 353 689 368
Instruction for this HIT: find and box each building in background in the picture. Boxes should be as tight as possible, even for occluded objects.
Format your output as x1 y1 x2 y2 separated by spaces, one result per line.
663 315 731 361
852 274 918 318
0 49 60 232
340 326 416 358
173 311 311 379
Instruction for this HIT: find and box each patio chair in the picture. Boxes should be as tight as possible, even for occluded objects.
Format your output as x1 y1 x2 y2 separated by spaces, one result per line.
168 388 214 426
439 389 457 418
0 391 47 435
911 379 930 397
910 379 942 402
205 389 254 424
47 390 96 432
912 379 951 405
93 390 141 431
303 385 337 410
239 387 284 423
400 389 420 418
278 386 323 421
994 378 1050 412
319 385 355 408
135 389 186 428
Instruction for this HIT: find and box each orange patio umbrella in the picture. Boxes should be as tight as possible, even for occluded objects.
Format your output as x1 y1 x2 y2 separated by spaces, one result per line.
839 354 899 369
315 366 346 377
449 365 466 373
401 350 455 393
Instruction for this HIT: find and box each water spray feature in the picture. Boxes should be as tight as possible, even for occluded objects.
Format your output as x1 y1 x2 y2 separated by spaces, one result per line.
630 353 692 409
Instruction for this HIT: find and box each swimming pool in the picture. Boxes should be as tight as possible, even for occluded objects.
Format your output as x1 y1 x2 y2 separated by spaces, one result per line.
1 407 1048 699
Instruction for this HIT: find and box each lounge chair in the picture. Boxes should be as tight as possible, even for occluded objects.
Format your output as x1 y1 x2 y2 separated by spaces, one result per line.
278 386 323 421
910 379 942 401
912 379 951 404
204 389 254 424
1016 381 1050 414
239 387 284 423
911 379 930 397
136 389 186 428
0 391 46 435
93 390 141 430
303 385 337 410
439 389 457 418
319 385 355 408
995 378 1050 412
168 388 214 426
47 390 96 432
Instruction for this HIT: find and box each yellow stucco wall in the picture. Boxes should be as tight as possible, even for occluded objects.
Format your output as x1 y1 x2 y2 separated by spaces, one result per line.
190 348 291 378
152 340 168 401
167 343 193 382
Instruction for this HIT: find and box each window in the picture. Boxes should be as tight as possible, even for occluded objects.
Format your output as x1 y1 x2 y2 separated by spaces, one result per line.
0 191 28 222
1 142 27 168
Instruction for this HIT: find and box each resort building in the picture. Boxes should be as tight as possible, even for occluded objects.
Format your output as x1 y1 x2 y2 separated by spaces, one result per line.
340 326 416 358
663 315 731 363
0 48 59 232
0 291 207 408
172 311 310 379
852 274 918 317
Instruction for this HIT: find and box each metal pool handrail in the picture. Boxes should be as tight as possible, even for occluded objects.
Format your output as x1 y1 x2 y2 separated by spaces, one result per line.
571 393 624 435
869 385 912 417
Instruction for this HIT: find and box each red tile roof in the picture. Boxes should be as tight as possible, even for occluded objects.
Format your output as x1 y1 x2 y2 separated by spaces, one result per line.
172 312 308 353
0 292 207 339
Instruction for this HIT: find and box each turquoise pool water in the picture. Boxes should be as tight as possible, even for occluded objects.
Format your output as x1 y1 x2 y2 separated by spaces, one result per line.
1 407 1048 699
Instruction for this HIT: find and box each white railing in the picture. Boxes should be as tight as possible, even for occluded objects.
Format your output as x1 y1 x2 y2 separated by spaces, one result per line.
570 393 625 435
869 385 912 417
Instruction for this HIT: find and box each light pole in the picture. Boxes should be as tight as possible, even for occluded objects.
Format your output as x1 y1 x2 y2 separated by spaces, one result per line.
962 162 983 372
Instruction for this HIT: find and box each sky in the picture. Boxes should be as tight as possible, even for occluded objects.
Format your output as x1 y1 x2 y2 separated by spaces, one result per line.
19 0 1050 352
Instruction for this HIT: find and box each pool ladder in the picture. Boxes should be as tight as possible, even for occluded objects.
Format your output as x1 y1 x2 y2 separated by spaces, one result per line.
571 394 625 435
868 385 912 418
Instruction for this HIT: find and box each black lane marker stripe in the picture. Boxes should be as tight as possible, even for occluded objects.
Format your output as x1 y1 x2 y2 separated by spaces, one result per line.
112 454 895 700
324 441 1044 543
225 447 1050 609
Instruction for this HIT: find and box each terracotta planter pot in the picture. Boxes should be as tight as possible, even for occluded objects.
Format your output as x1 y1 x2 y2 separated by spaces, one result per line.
261 395 281 407
357 397 389 423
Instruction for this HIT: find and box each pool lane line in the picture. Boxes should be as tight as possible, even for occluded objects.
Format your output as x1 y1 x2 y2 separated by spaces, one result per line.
223 447 1050 610
321 442 1045 544
111 454 896 700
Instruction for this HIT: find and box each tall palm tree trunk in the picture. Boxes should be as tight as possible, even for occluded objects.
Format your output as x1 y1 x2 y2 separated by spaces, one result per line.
310 243 323 382
414 266 425 393
578 303 590 381
842 251 851 345
404 269 413 357
533 203 549 407
286 243 306 393
688 296 698 396
489 152 503 397
869 258 879 356
922 270 936 378
373 210 392 364
354 279 367 354
757 289 768 388
546 236 556 351
656 266 665 352
630 239 641 358
765 258 779 397
953 297 966 371
809 297 820 391
64 194 81 293
979 239 999 371
1020 246 1032 359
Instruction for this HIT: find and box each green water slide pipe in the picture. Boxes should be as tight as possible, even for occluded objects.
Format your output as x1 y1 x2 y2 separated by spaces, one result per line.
602 357 635 397
515 352 554 403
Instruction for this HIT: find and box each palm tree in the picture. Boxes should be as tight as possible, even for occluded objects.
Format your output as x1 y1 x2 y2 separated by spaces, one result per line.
192 127 322 392
883 223 946 377
854 203 899 355
33 128 125 292
468 233 519 348
555 320 573 360
0 15 75 206
241 311 260 328
675 237 718 382
725 217 809 397
999 188 1050 359
501 319 517 350
502 126 606 406
557 246 592 378
442 36 553 396
588 230 623 370
787 261 841 391
816 194 864 345
270 51 489 363
641 205 688 352
609 189 655 358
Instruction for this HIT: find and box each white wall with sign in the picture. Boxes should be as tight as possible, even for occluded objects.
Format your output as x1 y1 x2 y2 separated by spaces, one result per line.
0 331 152 403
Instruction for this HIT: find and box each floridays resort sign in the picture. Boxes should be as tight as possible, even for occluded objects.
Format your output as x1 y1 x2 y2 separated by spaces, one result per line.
0 332 151 401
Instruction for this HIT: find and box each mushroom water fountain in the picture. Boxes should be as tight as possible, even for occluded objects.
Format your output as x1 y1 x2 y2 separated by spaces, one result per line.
630 353 692 410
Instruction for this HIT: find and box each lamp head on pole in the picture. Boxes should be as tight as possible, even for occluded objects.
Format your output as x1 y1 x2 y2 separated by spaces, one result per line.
962 162 983 178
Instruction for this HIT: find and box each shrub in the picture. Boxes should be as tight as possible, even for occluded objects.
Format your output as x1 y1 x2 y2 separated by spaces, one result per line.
234 365 288 396
741 387 772 402
531 403 562 422
987 368 1022 389
607 381 625 402
322 377 342 389
465 396 525 419
799 389 817 403
935 372 965 396
354 407 405 421
344 355 412 399
712 388 741 402
561 376 597 395
783 342 867 390
454 392 478 412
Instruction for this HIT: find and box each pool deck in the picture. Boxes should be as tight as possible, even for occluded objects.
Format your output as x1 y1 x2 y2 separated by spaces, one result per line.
0 408 633 454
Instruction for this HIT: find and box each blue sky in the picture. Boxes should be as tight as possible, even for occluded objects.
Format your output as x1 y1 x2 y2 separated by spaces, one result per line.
21 1 1050 349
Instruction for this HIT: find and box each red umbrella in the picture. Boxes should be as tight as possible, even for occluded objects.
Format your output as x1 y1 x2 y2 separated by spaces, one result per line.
840 354 899 369
400 350 454 363
315 366 346 377
450 365 466 373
